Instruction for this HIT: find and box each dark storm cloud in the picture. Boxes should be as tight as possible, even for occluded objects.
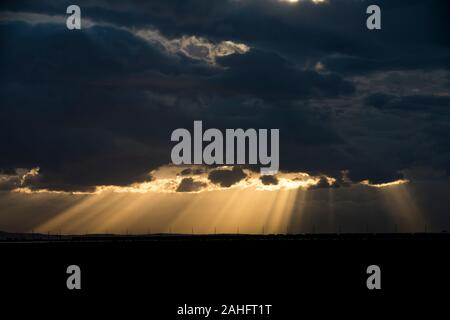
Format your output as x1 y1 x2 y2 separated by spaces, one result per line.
0 0 449 191
3 0 450 74
364 93 395 109
212 49 355 101
208 167 247 187
365 93 450 113
178 168 205 176
176 177 207 192
0 21 212 191
0 17 353 190
260 175 278 186
53 0 450 74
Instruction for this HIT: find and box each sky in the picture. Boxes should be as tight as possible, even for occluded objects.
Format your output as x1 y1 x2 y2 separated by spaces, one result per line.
0 0 449 234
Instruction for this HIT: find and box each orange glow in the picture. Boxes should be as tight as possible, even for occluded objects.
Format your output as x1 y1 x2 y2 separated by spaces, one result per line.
360 179 409 188
33 187 300 235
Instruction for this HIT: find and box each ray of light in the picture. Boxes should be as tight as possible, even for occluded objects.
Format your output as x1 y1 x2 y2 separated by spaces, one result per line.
376 184 425 232
33 185 302 235
285 188 308 233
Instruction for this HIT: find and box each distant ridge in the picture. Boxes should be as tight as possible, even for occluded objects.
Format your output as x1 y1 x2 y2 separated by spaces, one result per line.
0 231 449 242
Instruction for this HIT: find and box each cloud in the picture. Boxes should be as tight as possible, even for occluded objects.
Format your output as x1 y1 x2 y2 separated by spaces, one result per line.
75 0 449 74
260 175 278 185
135 29 250 65
0 0 449 192
0 168 39 191
359 179 409 188
364 93 395 109
176 177 207 192
178 167 205 176
10 165 334 194
208 167 247 187
0 11 95 27
213 49 355 101
365 94 450 113
0 10 250 66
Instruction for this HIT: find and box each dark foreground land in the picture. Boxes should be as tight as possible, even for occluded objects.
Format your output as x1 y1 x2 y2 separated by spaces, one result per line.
1 231 449 318
2 230 450 242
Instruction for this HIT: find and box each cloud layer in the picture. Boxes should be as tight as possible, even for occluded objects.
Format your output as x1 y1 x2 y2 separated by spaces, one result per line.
0 0 449 193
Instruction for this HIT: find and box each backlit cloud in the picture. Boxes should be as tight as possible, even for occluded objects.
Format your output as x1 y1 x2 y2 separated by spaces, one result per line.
135 29 250 65
0 10 250 65
11 165 338 194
